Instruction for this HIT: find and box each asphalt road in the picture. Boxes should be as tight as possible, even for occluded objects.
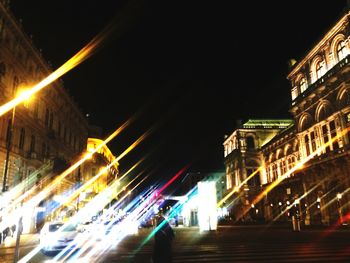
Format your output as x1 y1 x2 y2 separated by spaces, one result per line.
1 225 349 262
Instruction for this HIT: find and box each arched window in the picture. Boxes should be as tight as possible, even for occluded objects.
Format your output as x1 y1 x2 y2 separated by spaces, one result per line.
316 60 325 79
246 136 255 150
336 41 347 61
338 89 350 109
318 104 332 121
300 115 312 131
299 77 307 93
285 145 293 156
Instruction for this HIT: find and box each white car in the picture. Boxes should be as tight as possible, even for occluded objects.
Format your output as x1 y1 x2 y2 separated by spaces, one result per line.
40 222 79 255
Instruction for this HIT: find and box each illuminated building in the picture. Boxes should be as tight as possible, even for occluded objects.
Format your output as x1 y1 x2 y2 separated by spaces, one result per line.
0 2 118 230
224 6 350 225
0 1 88 195
286 6 350 226
223 119 294 222
79 133 119 210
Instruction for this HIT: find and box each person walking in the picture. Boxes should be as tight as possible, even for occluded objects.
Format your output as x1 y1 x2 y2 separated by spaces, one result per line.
152 215 175 263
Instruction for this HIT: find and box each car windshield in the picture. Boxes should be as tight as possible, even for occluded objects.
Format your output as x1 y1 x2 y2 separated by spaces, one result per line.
63 224 77 232
48 223 77 232
49 223 63 232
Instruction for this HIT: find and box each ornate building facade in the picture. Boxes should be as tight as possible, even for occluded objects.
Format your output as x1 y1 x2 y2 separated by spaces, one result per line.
223 120 294 222
0 1 119 231
0 1 88 197
224 7 350 226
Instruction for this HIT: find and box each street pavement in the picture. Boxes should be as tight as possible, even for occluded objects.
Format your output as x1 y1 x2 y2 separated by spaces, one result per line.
1 224 350 262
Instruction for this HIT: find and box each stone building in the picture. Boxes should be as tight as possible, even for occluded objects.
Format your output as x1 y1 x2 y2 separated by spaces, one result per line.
224 6 350 226
0 1 88 198
0 1 119 231
223 119 293 222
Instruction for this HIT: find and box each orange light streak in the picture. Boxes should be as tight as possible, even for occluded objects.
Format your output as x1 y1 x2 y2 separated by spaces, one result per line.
270 182 322 223
237 126 350 221
217 167 263 207
0 28 111 117
7 118 133 229
60 132 149 209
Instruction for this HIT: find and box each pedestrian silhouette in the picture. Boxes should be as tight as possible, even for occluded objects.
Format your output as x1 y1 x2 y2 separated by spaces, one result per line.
152 215 175 263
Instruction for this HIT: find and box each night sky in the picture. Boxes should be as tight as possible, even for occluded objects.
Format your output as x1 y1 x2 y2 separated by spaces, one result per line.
9 1 347 191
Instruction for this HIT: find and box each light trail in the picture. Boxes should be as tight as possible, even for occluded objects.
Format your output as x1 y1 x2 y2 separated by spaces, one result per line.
269 182 322 224
22 118 131 209
157 164 191 195
134 186 197 258
217 167 263 207
77 176 151 262
59 130 150 211
322 187 350 211
0 25 112 117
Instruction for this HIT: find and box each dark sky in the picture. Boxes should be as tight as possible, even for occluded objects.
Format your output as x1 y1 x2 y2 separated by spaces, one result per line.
10 1 347 190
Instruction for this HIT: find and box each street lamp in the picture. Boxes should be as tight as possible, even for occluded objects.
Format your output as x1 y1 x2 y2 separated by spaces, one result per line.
2 106 15 192
337 193 343 224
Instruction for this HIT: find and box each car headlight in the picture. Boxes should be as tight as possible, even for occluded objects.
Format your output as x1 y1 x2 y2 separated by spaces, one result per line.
40 233 58 248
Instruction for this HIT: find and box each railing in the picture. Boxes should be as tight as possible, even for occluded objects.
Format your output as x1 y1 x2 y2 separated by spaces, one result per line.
291 54 350 105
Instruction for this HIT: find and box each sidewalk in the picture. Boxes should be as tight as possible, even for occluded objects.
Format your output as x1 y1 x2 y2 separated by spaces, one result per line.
0 233 39 249
219 221 350 231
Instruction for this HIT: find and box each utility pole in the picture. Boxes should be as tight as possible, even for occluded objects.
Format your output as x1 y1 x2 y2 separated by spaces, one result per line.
2 107 15 192
13 216 23 263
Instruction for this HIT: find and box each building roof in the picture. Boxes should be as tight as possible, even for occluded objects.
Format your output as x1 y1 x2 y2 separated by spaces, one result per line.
242 119 294 129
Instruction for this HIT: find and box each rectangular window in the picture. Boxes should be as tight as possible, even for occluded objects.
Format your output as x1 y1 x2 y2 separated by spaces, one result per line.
19 128 25 150
30 135 36 153
45 109 49 127
49 112 53 129
322 125 330 153
34 101 39 118
310 131 316 152
42 143 46 158
329 120 338 150
304 134 310 156
291 86 299 100
58 121 61 138
6 118 12 146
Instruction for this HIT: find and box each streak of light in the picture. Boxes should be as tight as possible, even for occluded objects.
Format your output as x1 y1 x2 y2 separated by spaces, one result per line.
322 187 350 211
0 25 112 117
157 164 191 195
237 126 350 221
54 167 152 261
60 131 150 210
136 186 197 253
217 167 263 208
270 182 322 224
253 127 349 206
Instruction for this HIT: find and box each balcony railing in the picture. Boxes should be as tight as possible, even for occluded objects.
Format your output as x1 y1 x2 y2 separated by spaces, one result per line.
291 54 350 105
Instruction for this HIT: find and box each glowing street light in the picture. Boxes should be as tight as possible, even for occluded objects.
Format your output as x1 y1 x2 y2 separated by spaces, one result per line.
337 193 342 200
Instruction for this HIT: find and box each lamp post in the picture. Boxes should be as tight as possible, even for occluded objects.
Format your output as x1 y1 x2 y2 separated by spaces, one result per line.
337 193 343 225
2 106 15 192
2 88 32 192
